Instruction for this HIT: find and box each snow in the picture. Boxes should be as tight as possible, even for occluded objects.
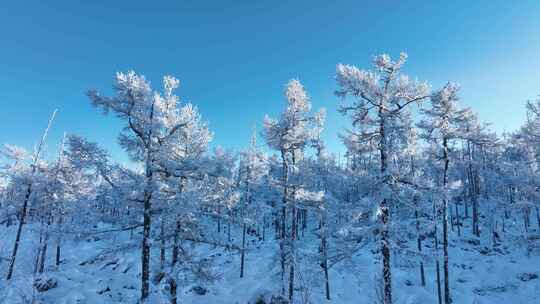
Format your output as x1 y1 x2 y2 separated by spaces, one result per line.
1 218 539 304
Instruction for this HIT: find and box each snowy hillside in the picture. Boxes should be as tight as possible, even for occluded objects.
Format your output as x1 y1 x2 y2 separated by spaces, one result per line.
1 216 539 304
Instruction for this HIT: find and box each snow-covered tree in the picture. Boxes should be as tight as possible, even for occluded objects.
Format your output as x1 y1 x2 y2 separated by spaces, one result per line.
336 52 429 304
263 79 323 301
87 71 211 302
237 130 268 278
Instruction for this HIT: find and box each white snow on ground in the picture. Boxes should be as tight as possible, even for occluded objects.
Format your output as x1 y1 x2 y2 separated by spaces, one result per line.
0 221 539 304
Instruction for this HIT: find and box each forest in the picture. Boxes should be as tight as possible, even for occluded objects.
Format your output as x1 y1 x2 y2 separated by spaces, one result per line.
0 53 539 304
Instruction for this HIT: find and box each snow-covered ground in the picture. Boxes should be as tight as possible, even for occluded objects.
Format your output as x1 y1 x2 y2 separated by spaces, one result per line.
0 219 539 304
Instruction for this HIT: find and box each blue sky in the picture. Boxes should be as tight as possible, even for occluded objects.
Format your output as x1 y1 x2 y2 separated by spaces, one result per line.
1 1 540 164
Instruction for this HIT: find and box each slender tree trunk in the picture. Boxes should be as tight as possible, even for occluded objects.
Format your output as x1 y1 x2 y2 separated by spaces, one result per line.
450 207 454 232
536 207 540 228
455 203 461 237
381 199 392 304
160 216 166 269
468 141 480 237
34 226 44 275
379 114 392 304
55 241 61 267
240 223 246 278
217 207 221 233
442 138 451 304
172 219 180 266
6 184 32 280
433 202 439 251
436 260 442 304
415 208 425 287
280 150 288 296
55 214 62 267
289 206 296 301
301 210 307 238
38 230 49 273
37 215 51 274
288 256 295 301
168 277 177 304
262 216 266 242
141 191 152 301
442 198 451 304
227 218 231 242
322 215 331 300
6 110 56 280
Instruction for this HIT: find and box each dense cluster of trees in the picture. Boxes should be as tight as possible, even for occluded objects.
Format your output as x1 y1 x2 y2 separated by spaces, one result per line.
1 53 539 304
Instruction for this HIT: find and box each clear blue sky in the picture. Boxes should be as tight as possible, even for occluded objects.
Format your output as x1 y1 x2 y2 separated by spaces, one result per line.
1 1 540 164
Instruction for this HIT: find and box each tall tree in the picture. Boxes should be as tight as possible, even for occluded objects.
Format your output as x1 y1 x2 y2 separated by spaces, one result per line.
88 72 210 302
5 110 57 280
336 52 429 304
418 82 493 303
263 79 321 301
238 130 268 278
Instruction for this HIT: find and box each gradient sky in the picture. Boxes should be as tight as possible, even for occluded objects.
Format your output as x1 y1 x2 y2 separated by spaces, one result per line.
1 0 540 164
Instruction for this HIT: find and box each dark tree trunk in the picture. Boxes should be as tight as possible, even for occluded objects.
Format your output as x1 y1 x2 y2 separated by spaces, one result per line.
322 220 331 300
160 216 166 269
172 219 180 266
536 207 540 228
436 260 442 304
415 209 425 287
442 198 451 304
55 242 61 266
227 219 231 242
168 277 177 304
262 216 266 242
38 229 49 273
455 203 461 237
379 109 392 304
280 150 288 295
240 223 246 278
288 207 296 302
6 183 32 280
141 192 152 301
381 199 392 304
442 138 452 304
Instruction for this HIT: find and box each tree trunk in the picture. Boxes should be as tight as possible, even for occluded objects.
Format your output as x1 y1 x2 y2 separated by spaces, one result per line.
288 207 296 301
227 219 231 242
38 224 50 274
536 207 540 228
381 199 392 304
378 106 392 304
414 209 425 287
455 203 461 237
6 109 56 280
160 216 166 269
56 241 61 267
442 138 451 304
288 260 295 302
436 260 442 304
141 192 152 301
38 240 48 274
217 208 221 233
322 219 331 300
168 277 177 304
280 150 288 296
442 198 451 304
240 223 246 278
172 219 180 266
262 216 266 242
6 183 32 280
